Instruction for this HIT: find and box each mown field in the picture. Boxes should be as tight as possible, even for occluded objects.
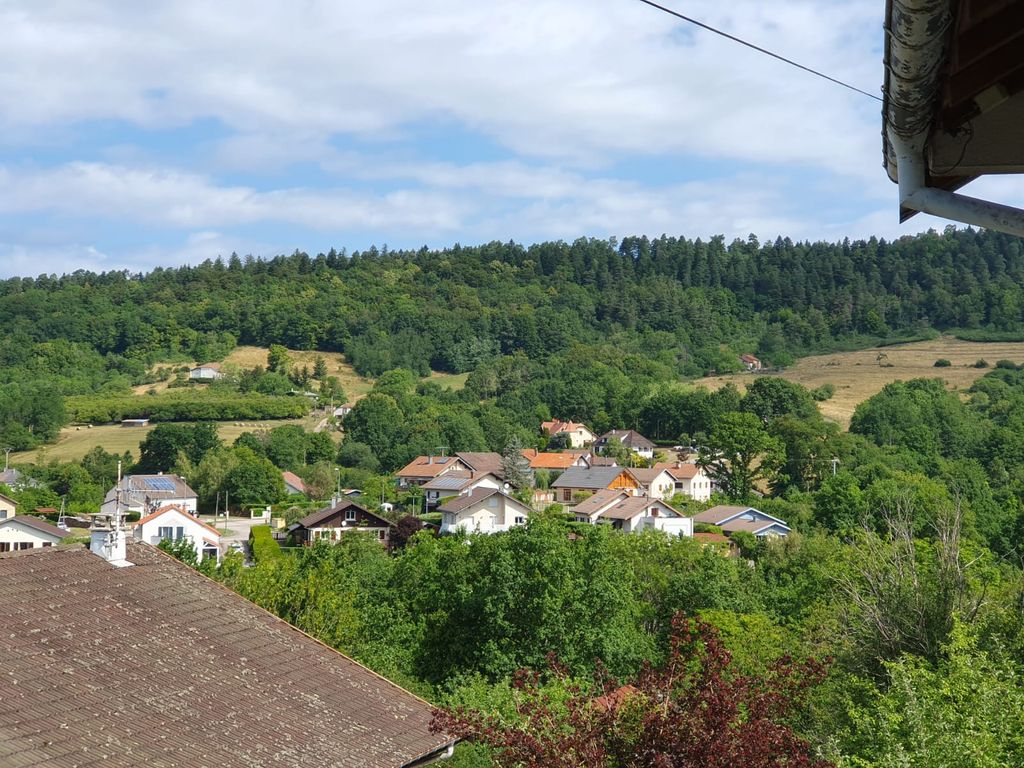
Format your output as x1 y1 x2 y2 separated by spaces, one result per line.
11 418 311 464
696 337 1024 427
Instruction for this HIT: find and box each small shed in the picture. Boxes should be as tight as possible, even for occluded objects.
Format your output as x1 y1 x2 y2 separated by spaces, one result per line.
121 418 151 428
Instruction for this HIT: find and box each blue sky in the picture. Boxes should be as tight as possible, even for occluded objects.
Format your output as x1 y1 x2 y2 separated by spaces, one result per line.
0 0 1017 277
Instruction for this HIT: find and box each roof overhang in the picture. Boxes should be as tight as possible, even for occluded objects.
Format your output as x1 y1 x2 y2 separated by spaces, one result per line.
883 0 1024 232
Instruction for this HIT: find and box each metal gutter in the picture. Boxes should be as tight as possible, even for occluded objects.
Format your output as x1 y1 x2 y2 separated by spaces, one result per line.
883 0 1024 236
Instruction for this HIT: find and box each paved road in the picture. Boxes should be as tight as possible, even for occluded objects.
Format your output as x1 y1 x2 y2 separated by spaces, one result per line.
199 515 265 546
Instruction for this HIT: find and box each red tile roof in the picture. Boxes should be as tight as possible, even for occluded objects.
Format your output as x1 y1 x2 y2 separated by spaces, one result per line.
521 449 584 469
0 543 453 766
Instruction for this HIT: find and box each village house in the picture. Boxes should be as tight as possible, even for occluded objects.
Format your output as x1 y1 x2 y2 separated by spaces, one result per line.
596 429 656 460
395 455 465 487
569 489 692 536
628 467 678 500
396 451 503 489
0 515 70 552
291 499 393 546
655 461 714 502
102 473 198 517
282 470 310 497
421 471 503 510
0 468 37 490
333 403 354 419
0 491 15 519
693 531 740 557
550 466 640 504
541 419 597 448
133 504 222 562
438 488 532 534
690 505 790 538
739 354 763 371
0 542 454 766
189 363 224 381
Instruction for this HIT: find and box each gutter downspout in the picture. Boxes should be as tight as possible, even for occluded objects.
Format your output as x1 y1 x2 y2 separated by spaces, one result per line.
892 132 1024 237
886 0 1024 237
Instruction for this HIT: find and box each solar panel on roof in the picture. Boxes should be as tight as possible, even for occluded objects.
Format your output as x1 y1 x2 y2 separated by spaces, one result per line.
143 477 176 491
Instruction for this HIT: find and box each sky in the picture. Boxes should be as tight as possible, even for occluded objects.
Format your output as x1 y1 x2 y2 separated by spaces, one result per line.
1 0 1021 277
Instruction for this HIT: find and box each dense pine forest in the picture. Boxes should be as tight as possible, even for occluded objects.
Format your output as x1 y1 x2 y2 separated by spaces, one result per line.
7 228 1024 766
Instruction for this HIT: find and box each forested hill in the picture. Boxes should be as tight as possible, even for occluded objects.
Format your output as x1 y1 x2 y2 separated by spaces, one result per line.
3 227 1024 386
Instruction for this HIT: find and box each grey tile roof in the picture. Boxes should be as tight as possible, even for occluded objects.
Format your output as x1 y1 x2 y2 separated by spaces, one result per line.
0 543 453 767
551 466 631 490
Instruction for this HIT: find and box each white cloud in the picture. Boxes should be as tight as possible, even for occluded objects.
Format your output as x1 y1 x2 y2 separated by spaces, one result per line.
0 1 884 176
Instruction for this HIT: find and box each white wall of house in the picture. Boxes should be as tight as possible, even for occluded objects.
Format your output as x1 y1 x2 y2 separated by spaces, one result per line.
134 508 220 562
440 495 530 534
674 469 713 502
643 470 677 500
0 520 62 550
0 496 15 519
642 516 693 537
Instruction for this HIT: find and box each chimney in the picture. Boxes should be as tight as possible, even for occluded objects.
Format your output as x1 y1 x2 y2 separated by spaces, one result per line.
89 514 132 568
427 455 433 465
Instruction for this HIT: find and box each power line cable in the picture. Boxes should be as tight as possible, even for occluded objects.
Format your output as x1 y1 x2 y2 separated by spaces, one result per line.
634 0 883 102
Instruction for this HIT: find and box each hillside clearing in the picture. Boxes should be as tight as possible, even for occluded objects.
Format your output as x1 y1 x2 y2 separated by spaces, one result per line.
695 337 1024 428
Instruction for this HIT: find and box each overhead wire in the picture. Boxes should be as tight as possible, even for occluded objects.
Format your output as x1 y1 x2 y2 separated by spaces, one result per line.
634 0 884 102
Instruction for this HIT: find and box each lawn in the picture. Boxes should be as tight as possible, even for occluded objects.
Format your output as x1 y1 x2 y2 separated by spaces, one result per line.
694 337 1024 428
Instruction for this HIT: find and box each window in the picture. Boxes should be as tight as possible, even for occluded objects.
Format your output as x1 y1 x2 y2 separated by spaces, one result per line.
175 526 184 540
514 516 526 525
16 542 31 550
158 526 173 540
345 509 357 522
0 510 7 519
563 489 572 501
377 530 387 540
0 542 9 552
42 542 52 548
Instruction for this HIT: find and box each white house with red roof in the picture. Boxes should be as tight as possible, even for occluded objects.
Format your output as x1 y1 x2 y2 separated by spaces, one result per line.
541 420 597 448
133 504 222 562
655 461 714 502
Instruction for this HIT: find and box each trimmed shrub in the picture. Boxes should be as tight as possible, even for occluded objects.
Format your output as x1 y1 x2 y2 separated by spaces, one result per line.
249 525 283 562
933 359 951 368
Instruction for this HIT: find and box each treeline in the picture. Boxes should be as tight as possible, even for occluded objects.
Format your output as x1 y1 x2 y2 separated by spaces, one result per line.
65 390 311 424
4 228 1024 382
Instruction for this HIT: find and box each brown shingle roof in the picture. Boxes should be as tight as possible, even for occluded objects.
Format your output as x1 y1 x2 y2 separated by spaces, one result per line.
0 543 453 766
454 452 504 476
298 499 388 529
570 489 629 517
437 487 500 514
690 505 753 525
396 455 461 479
